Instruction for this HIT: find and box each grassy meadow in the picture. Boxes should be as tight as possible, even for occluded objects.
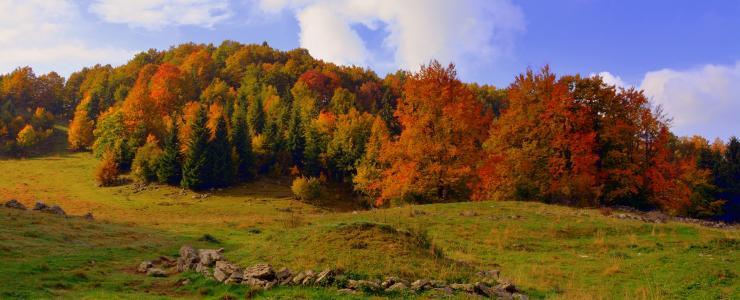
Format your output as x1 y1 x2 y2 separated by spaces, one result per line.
0 128 738 299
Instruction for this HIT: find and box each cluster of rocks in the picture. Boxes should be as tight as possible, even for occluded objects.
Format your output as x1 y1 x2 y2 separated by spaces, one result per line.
138 245 527 299
608 206 734 229
3 199 94 220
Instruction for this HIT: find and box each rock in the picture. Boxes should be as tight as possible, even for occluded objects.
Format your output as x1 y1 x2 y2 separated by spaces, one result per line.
496 280 517 293
84 212 94 220
385 282 408 293
474 282 494 297
47 205 66 216
226 269 244 283
146 268 167 277
4 199 26 210
157 256 175 268
291 272 306 285
314 269 334 286
430 280 447 288
198 248 225 266
177 245 199 272
242 277 268 288
33 201 48 211
449 283 474 292
348 279 380 292
243 263 275 280
137 261 153 273
275 268 292 281
410 279 432 291
301 270 316 285
381 276 402 288
213 267 229 282
264 280 277 290
513 293 529 300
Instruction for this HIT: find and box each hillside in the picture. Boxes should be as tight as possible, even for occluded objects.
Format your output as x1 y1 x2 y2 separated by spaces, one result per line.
1 140 737 299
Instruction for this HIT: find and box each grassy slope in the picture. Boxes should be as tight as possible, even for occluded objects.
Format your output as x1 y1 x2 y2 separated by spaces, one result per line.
0 129 737 299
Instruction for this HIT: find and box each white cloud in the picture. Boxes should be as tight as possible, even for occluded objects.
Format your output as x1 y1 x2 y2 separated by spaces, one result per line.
592 71 628 88
598 63 740 139
256 0 525 73
0 0 135 76
640 62 740 139
89 0 232 29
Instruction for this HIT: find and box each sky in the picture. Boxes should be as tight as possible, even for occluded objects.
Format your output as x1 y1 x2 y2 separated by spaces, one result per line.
0 0 738 140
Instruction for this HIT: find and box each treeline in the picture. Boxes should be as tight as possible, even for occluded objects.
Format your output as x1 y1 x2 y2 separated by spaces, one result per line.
0 67 65 154
2 41 737 220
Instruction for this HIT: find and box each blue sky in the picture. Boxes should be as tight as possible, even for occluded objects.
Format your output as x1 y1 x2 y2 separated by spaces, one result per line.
0 0 738 139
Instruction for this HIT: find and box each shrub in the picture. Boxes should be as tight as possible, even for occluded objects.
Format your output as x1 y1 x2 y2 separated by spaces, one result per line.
95 150 119 186
291 176 322 201
131 137 163 183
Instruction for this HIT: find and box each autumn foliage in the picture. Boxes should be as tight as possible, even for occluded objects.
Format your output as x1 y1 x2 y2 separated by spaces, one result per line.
2 41 735 220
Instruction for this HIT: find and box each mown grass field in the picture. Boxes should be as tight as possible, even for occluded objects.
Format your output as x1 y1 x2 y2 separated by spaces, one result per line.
0 128 738 299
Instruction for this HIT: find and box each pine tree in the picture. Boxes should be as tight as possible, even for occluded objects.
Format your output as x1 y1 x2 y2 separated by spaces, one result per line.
246 95 265 136
208 115 233 187
286 104 305 169
231 110 254 180
181 106 209 190
156 120 182 185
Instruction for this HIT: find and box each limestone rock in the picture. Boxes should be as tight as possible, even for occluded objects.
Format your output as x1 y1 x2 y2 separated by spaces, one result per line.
291 272 306 285
348 279 380 292
242 277 268 288
4 199 26 210
198 248 225 266
385 282 408 293
314 269 334 286
381 276 403 288
301 270 316 285
146 268 167 277
275 268 292 281
410 279 432 291
177 245 199 272
137 261 153 273
214 267 229 282
243 263 275 280
449 283 474 292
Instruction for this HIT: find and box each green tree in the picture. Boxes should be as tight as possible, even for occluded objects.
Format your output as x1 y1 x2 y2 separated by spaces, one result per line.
208 115 233 187
246 94 265 136
286 104 305 168
156 120 182 185
231 110 254 180
181 106 209 190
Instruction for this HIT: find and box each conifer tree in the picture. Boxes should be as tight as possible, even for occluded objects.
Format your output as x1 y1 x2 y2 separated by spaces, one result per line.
231 110 254 180
156 120 182 185
181 106 209 190
246 95 265 136
208 115 233 187
286 104 305 168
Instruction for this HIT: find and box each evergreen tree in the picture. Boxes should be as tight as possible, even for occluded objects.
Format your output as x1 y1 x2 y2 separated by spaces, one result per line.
286 104 305 168
246 95 265 136
156 120 182 185
303 124 323 177
181 106 209 190
208 115 233 187
231 110 254 180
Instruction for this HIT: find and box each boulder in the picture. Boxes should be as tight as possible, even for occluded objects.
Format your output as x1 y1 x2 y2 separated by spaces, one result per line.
314 269 334 286
496 280 517 293
195 263 211 277
291 272 306 285
449 283 474 292
275 268 292 281
177 245 199 272
243 263 275 280
410 279 432 291
348 279 380 292
137 261 153 273
4 199 26 210
381 276 403 288
385 282 408 293
32 201 48 211
225 269 244 284
242 277 268 289
146 268 167 277
198 248 225 266
301 270 316 285
47 205 66 216
213 267 229 282
474 282 494 297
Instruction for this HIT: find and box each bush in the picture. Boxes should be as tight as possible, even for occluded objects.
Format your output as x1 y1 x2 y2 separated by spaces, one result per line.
95 150 120 186
291 176 322 201
131 138 163 183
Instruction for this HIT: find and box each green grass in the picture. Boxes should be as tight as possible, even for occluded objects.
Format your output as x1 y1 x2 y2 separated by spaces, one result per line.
0 129 737 299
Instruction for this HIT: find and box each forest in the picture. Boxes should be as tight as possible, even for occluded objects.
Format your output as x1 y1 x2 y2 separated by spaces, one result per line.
0 41 737 221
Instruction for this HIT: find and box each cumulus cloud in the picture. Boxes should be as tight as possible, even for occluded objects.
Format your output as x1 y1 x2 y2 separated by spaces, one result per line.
597 63 740 139
0 0 135 76
89 0 232 29
592 71 628 88
256 0 525 73
640 62 740 139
